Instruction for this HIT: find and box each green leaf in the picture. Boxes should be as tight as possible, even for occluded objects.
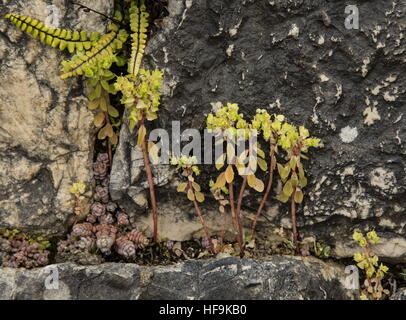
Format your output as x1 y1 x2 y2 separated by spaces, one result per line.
258 158 268 171
299 176 308 188
215 172 226 188
187 189 195 201
98 125 107 140
99 97 108 112
247 174 256 188
101 80 110 92
227 143 235 163
192 182 201 192
177 182 187 193
225 165 234 183
215 153 226 170
276 192 289 203
277 163 291 181
195 191 205 203
283 180 293 197
253 177 264 192
291 172 298 187
290 157 297 170
137 125 147 147
108 105 119 117
105 124 114 138
256 146 265 158
294 189 304 203
88 98 100 110
109 132 118 145
93 112 105 127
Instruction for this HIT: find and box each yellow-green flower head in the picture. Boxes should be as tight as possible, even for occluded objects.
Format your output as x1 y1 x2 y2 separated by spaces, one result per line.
299 126 310 138
169 157 178 166
359 238 367 247
192 165 201 175
376 263 389 278
353 252 364 262
172 155 199 168
304 138 321 148
69 182 86 195
209 179 215 187
274 114 284 122
116 69 163 124
352 230 364 242
370 255 379 266
206 103 245 133
366 266 375 278
366 230 380 244
357 259 369 270
236 119 248 129
379 263 388 273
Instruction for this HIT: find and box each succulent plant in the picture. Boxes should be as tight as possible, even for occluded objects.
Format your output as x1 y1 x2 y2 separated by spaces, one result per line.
117 212 130 226
115 236 136 258
71 222 94 237
91 202 106 217
127 229 149 249
94 186 109 203
98 213 115 225
2 239 49 268
95 224 118 255
106 202 118 212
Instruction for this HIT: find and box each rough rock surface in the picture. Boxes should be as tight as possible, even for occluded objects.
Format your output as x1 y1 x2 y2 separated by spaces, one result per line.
391 287 406 300
111 0 406 261
0 256 356 300
0 1 112 236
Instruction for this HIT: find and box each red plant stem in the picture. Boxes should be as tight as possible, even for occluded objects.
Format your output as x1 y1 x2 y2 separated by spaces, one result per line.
251 144 276 237
229 182 244 256
140 116 158 243
103 111 113 168
102 90 113 167
221 206 227 239
291 189 299 254
187 179 215 254
235 175 247 248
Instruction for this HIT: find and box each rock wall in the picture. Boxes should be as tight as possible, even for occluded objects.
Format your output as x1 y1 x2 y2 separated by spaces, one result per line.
0 1 112 236
110 0 405 261
0 256 355 300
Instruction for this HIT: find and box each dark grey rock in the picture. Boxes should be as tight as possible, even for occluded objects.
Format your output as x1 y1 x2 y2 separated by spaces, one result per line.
0 256 356 300
110 0 406 261
391 287 406 300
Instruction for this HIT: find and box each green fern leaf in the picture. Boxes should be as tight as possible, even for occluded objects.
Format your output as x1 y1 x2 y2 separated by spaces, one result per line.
60 25 128 79
4 13 99 53
128 0 149 78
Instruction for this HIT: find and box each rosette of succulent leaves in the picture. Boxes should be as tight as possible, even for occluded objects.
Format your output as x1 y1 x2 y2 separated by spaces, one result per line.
353 230 390 300
0 229 51 268
170 156 215 254
4 0 151 165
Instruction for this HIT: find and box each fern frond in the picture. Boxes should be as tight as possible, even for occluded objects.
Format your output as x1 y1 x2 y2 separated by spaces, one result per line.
128 0 149 78
4 13 100 53
60 26 128 79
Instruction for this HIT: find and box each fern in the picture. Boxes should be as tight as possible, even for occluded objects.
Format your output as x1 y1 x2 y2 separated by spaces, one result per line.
4 13 100 53
61 25 128 79
128 0 149 78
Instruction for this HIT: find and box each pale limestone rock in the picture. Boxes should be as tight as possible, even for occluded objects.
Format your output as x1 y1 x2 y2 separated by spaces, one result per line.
0 0 113 236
